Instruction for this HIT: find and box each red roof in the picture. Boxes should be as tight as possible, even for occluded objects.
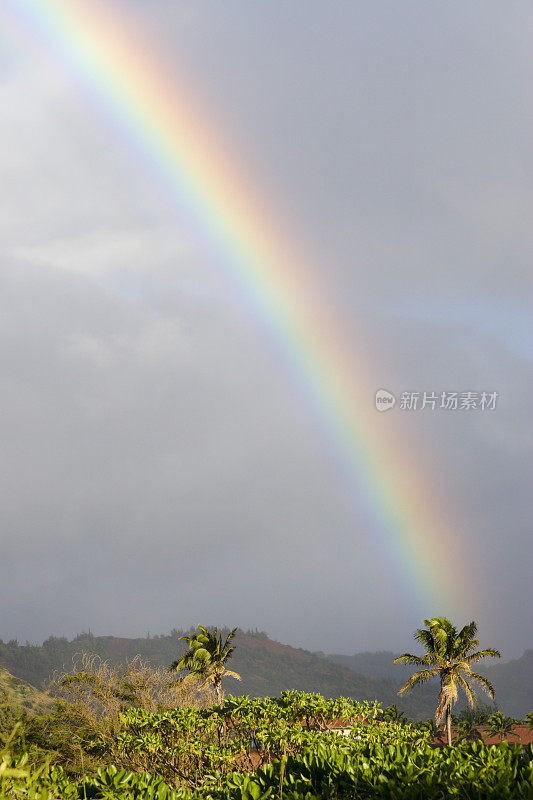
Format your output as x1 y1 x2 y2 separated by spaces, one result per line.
434 724 533 747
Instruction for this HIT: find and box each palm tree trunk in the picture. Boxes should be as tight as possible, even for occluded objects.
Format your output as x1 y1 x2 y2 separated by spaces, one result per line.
214 679 222 705
446 709 452 746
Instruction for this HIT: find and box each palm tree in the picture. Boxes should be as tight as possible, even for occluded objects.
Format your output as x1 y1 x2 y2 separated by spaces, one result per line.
394 618 500 746
454 718 483 743
169 625 241 704
487 711 519 741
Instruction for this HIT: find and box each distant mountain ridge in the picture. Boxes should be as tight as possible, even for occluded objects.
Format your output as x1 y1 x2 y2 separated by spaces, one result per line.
0 630 530 718
324 651 413 682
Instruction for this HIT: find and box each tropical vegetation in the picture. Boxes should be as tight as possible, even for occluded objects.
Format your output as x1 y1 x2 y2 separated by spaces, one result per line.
488 711 520 741
1 629 531 718
169 626 241 703
394 617 501 745
1 692 532 799
0 622 532 798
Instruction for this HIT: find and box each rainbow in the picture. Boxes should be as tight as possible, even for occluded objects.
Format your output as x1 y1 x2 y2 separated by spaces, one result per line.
7 0 472 615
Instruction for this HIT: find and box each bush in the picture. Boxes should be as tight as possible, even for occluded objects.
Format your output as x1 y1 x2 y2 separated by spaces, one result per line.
114 692 377 787
1 688 531 799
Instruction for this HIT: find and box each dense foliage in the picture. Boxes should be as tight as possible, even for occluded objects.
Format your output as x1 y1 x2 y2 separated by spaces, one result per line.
111 693 378 785
1 630 532 799
1 723 532 799
1 689 532 799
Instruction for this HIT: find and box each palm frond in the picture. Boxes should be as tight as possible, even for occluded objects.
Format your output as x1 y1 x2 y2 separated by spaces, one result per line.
429 618 455 659
455 621 478 657
393 653 431 667
414 629 436 654
465 649 501 664
454 661 472 675
456 674 476 708
469 672 496 699
435 691 451 725
223 670 242 681
397 668 439 696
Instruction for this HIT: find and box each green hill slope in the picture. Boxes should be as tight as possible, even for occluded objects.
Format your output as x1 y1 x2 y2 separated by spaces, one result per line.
0 666 52 716
2 630 529 718
0 630 433 717
483 650 533 718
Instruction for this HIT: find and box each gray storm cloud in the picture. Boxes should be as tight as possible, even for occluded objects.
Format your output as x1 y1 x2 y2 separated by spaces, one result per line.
0 0 531 656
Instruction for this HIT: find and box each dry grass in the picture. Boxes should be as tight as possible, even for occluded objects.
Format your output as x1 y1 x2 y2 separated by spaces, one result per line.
47 651 214 771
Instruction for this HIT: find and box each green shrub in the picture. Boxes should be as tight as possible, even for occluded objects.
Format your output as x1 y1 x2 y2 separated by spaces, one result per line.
1 693 531 799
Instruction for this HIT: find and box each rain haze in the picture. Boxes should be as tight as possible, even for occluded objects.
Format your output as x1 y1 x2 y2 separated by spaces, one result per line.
1 1 531 658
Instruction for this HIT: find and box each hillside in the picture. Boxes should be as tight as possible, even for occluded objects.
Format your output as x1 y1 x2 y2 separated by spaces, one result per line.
0 630 434 717
326 650 533 718
483 650 533 718
0 666 52 716
1 631 530 719
325 651 414 682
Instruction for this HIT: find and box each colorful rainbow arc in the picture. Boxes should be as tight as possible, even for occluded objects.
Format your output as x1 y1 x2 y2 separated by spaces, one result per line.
9 0 472 614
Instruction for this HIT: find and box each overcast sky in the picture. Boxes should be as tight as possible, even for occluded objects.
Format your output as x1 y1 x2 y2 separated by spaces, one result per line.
0 1 531 658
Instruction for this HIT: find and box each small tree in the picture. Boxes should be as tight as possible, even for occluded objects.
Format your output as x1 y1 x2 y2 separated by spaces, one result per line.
378 705 407 725
487 711 519 741
394 618 500 746
169 625 241 703
454 718 483 743
457 701 496 726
